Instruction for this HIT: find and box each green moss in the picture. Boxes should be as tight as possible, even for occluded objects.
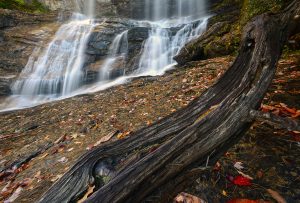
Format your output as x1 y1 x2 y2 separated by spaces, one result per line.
240 0 287 26
0 0 48 13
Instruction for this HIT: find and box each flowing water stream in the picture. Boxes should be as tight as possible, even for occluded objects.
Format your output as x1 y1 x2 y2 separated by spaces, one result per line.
0 0 208 112
99 30 129 81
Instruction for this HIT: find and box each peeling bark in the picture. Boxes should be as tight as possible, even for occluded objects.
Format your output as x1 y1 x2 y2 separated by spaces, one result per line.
38 1 300 203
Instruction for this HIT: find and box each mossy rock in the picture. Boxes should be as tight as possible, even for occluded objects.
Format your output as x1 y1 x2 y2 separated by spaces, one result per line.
0 0 48 13
174 22 236 65
239 0 293 26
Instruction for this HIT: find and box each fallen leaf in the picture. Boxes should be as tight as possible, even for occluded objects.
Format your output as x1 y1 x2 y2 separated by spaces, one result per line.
94 131 116 146
256 170 263 179
290 131 300 142
117 131 131 139
77 185 95 203
213 162 221 171
71 133 78 139
34 171 42 181
234 162 244 170
227 199 269 203
222 190 227 196
232 175 252 186
86 144 94 150
51 174 62 182
1 181 14 198
266 189 287 203
57 157 68 163
4 187 23 203
174 192 207 203
261 104 274 112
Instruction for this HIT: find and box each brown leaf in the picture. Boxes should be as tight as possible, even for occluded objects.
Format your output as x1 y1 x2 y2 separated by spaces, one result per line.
5 186 23 202
227 199 269 203
266 189 287 203
174 192 207 203
77 185 95 203
94 131 117 146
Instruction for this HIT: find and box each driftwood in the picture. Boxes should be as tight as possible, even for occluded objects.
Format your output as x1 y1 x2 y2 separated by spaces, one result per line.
39 1 300 203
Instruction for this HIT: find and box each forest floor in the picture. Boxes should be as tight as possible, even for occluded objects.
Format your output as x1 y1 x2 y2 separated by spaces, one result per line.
0 54 299 202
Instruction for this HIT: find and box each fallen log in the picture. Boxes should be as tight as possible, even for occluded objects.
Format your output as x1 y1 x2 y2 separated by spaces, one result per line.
39 1 300 203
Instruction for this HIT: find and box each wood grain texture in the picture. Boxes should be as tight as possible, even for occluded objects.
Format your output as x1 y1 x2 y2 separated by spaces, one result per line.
38 1 300 203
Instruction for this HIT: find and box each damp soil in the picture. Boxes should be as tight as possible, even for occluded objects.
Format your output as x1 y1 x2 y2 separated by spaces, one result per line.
0 54 299 202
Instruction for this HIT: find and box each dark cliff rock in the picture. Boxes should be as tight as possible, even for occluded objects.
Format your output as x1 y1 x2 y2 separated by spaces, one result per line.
124 26 150 74
0 75 16 96
86 19 130 57
0 9 61 96
84 24 150 83
174 21 232 65
0 8 59 28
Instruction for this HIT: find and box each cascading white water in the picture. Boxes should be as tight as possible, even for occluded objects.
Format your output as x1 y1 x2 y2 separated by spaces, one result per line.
99 30 128 81
11 0 96 98
12 14 95 97
137 18 208 75
137 0 208 75
145 0 207 21
0 1 97 111
0 0 209 112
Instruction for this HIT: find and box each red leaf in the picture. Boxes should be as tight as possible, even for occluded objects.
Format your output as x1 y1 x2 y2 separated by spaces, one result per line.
232 175 252 186
227 199 269 203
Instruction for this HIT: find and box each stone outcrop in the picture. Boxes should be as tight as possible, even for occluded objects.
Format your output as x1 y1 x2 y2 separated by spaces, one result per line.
0 9 59 28
124 26 150 73
84 20 150 83
0 9 61 96
174 21 233 65
38 0 77 11
0 75 15 96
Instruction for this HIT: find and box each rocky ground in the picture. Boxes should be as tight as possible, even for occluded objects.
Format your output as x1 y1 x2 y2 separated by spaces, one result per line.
0 53 299 202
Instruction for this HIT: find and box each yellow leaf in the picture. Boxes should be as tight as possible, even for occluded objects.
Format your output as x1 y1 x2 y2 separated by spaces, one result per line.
117 131 131 139
222 190 227 196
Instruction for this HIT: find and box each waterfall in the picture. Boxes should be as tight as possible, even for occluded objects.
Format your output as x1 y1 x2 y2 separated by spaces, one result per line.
75 0 96 18
99 30 128 81
12 14 96 97
137 0 208 75
11 0 97 98
0 0 209 112
144 0 207 21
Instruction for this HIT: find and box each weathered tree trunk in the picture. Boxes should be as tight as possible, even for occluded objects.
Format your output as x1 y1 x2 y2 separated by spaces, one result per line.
39 1 300 203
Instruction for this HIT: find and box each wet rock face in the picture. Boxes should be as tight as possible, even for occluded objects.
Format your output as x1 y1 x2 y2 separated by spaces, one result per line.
0 12 16 28
0 76 16 96
174 22 234 65
0 9 61 96
84 21 150 83
125 26 150 73
39 0 217 19
86 20 129 57
38 0 77 11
